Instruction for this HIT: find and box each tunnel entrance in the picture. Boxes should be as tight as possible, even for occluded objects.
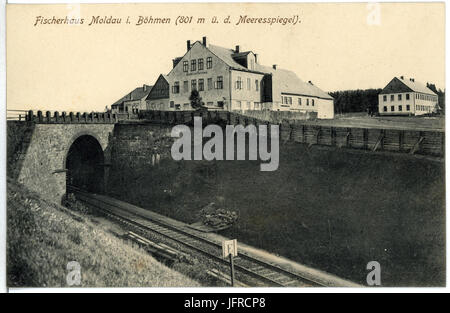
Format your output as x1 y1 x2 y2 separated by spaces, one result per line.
66 135 104 194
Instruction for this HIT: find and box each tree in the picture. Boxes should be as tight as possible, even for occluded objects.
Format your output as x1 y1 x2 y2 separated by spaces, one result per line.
329 88 382 114
189 90 206 110
427 82 445 113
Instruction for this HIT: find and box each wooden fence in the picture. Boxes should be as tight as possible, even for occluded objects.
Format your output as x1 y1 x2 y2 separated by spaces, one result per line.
138 110 445 157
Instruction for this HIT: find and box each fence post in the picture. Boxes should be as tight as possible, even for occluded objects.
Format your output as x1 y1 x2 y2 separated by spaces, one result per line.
37 111 43 123
399 130 404 152
346 128 351 148
363 128 368 150
331 127 336 146
27 110 33 122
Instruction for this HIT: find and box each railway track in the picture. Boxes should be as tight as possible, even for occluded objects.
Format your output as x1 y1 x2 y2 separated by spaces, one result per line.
69 187 327 287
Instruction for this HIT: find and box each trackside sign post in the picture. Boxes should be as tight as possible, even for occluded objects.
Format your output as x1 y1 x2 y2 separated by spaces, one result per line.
222 239 238 286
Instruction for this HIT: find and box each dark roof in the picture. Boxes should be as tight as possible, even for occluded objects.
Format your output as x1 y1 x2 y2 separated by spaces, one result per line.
112 84 153 106
146 74 169 100
232 51 252 58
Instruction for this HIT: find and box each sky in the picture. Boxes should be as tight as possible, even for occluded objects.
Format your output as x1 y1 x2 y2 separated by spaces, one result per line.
6 2 445 112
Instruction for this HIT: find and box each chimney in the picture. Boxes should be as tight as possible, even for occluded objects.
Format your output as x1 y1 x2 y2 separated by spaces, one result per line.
187 40 191 51
400 75 404 80
410 78 415 82
235 45 240 53
254 54 258 64
272 64 277 70
308 81 314 85
202 36 207 47
143 84 147 91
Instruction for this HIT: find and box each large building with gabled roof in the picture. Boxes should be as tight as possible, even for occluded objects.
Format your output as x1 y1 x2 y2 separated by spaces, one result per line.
378 76 438 116
164 36 335 118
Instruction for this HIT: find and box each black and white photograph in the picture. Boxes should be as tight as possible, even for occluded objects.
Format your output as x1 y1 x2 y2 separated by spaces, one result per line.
1 1 447 295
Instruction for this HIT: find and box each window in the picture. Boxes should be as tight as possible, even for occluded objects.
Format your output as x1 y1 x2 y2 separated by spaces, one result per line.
184 103 190 108
206 57 212 69
298 98 302 106
312 99 315 106
216 76 223 89
198 59 204 71
383 106 387 112
235 77 242 90
170 101 174 108
198 79 204 91
172 81 180 94
247 101 251 110
255 80 259 91
207 78 212 90
282 96 292 105
391 106 394 112
383 95 387 102
399 105 402 111
390 95 394 101
218 101 224 108
406 105 410 111
398 94 402 101
406 94 410 100
183 81 188 93
191 79 197 91
207 102 214 106
236 101 241 109
191 59 196 71
183 61 188 72
247 78 251 90
307 99 310 106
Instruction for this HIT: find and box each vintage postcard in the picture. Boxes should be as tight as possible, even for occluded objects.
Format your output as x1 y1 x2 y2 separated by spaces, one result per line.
4 1 446 294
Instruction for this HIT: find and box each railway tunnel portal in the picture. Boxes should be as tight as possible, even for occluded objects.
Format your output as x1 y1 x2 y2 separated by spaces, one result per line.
66 135 105 194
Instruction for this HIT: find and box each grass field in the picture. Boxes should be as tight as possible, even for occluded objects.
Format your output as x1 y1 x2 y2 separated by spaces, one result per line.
7 179 200 287
309 113 444 131
109 143 445 286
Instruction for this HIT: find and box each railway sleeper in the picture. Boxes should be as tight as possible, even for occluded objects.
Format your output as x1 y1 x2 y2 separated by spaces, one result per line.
125 231 180 264
206 269 248 287
272 276 297 285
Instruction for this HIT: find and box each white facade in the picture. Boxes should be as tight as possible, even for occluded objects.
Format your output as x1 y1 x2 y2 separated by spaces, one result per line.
156 37 335 118
379 92 438 116
378 77 438 116
167 41 232 111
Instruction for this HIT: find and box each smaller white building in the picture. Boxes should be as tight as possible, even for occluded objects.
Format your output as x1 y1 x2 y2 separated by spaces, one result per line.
378 76 438 116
